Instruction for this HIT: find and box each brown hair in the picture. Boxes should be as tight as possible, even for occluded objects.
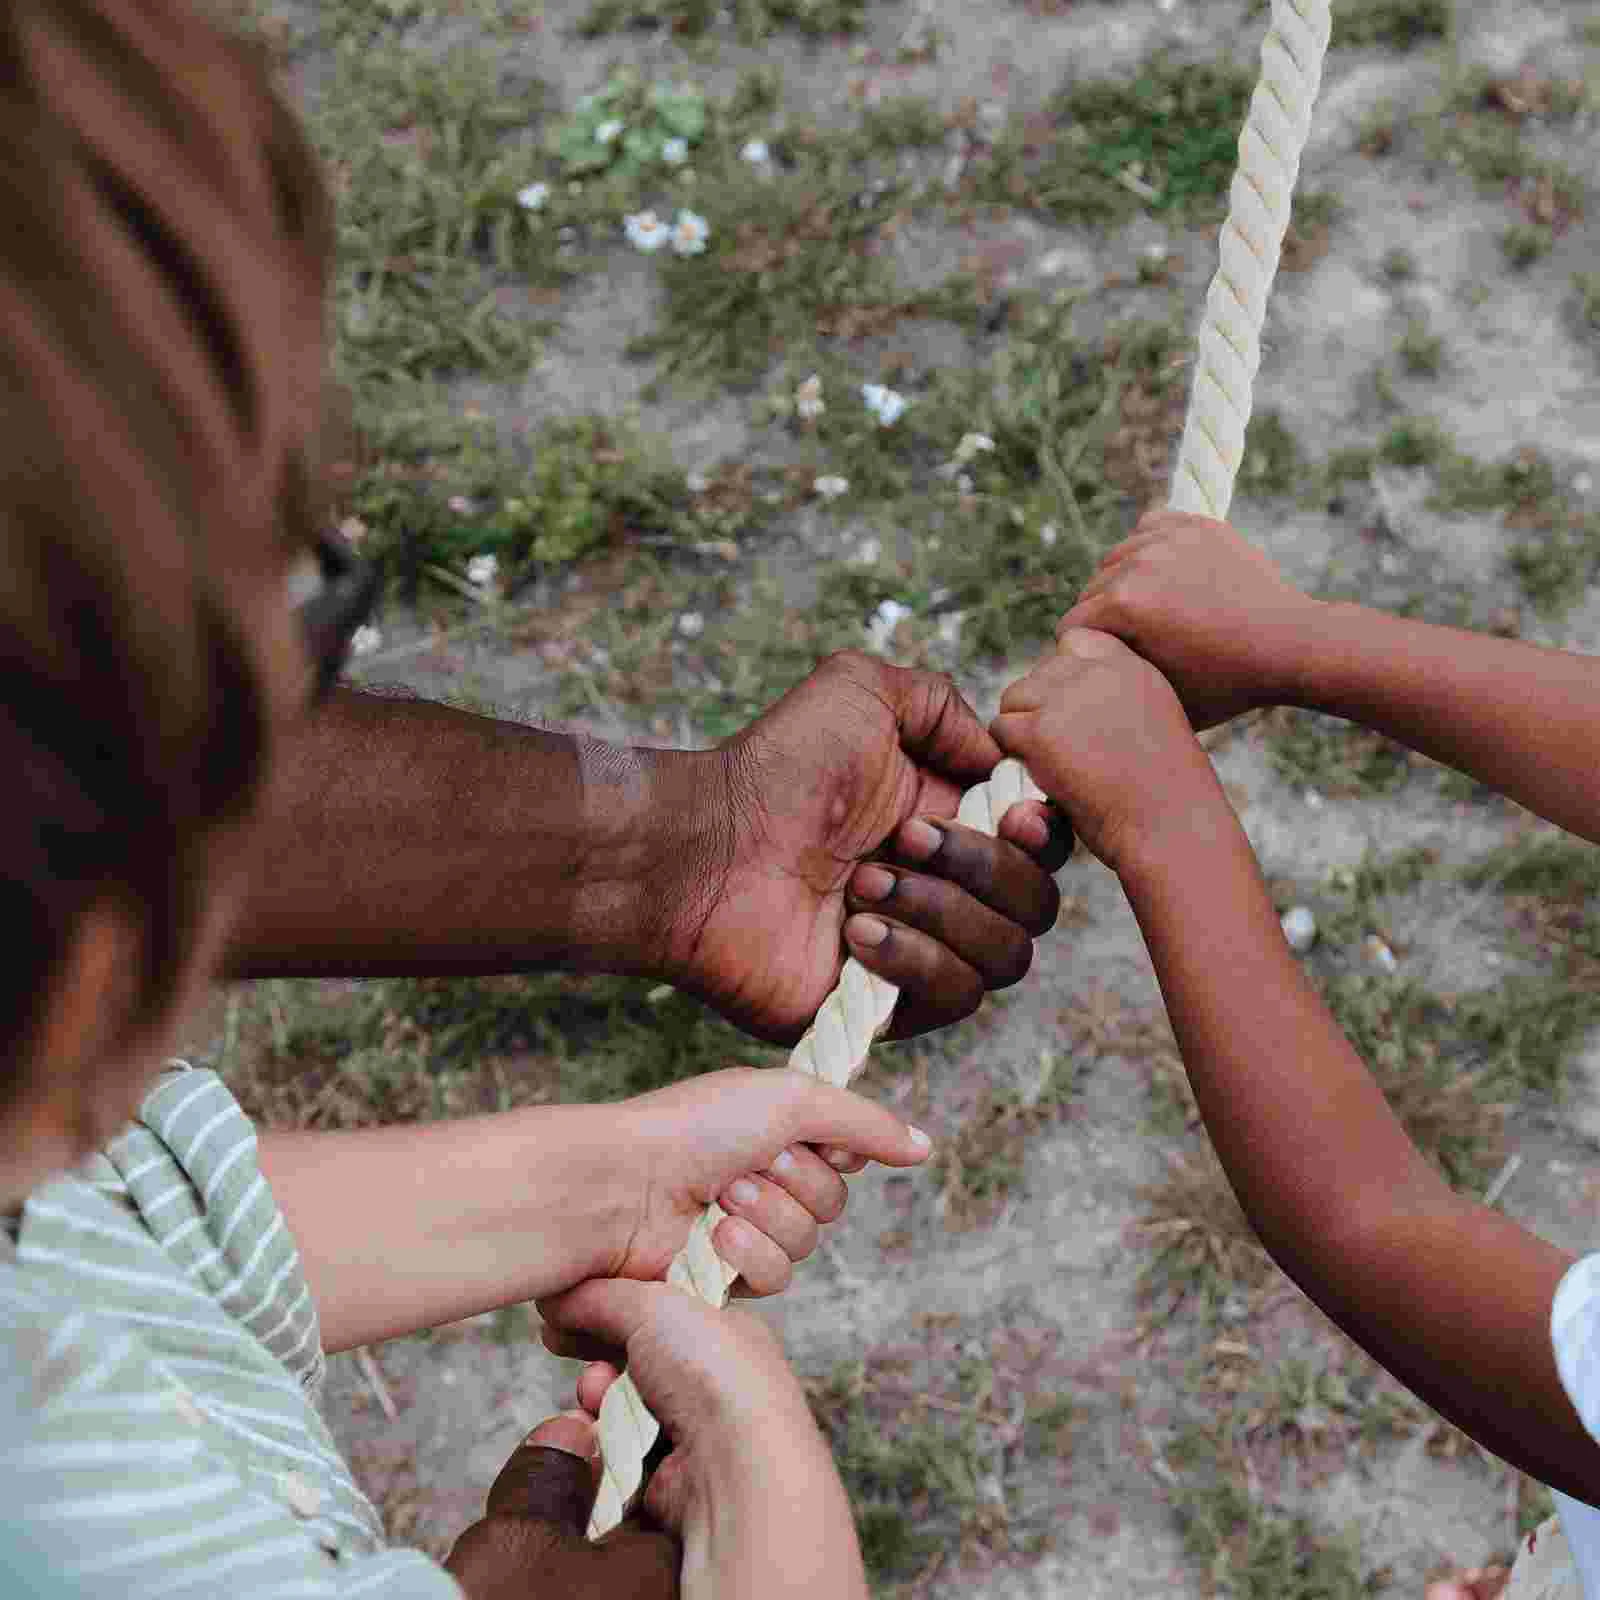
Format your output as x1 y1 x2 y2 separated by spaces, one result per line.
0 0 350 1078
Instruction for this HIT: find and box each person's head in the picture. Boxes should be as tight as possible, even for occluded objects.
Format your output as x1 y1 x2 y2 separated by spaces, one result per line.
0 0 358 1204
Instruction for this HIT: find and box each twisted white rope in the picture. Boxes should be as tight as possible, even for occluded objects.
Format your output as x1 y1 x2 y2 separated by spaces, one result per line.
587 0 1332 1539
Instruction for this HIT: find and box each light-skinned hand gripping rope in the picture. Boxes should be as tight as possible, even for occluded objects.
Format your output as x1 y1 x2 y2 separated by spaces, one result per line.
585 0 1333 1540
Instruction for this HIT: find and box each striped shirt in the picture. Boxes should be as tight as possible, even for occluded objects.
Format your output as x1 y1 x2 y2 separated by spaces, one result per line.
2 1064 461 1598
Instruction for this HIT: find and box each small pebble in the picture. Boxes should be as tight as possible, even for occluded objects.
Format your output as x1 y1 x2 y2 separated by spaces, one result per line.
678 612 705 638
1280 906 1318 953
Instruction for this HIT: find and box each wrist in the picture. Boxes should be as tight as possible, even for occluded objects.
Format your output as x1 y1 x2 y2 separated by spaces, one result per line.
571 741 734 982
1111 788 1254 896
1276 597 1362 713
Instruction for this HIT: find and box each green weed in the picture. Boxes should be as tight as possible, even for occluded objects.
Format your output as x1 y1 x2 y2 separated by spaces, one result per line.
973 55 1255 226
1168 1425 1372 1599
578 0 866 42
1574 272 1600 333
1332 0 1450 49
1380 246 1417 282
1398 315 1444 376
1261 708 1415 796
1502 223 1553 269
1240 410 1305 499
550 74 708 180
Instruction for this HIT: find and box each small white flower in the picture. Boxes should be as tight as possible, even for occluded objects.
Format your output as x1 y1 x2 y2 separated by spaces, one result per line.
954 432 996 464
796 374 825 420
678 611 705 638
1280 906 1317 954
671 209 710 256
350 624 383 658
1039 522 1059 547
662 137 689 166
595 119 625 145
466 552 499 589
338 515 368 547
624 210 671 253
741 138 771 165
851 537 882 566
862 383 908 426
516 181 550 212
866 599 913 653
448 495 473 515
686 470 712 494
812 474 850 501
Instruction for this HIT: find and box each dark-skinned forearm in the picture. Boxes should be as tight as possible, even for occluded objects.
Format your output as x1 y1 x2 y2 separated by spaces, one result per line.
228 687 729 980
1290 602 1600 842
1118 824 1598 1499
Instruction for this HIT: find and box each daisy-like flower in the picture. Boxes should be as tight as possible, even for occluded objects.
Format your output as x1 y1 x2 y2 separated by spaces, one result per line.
862 383 908 427
1039 522 1060 548
595 119 625 145
624 210 671 253
466 552 499 589
516 181 550 212
866 599 912 653
796 374 825 421
671 209 710 256
662 137 689 166
741 138 771 165
812 474 850 501
954 431 996 464
350 624 383 658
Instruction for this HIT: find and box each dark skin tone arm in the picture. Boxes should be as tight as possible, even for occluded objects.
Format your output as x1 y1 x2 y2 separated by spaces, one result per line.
226 654 1071 1045
993 630 1600 1506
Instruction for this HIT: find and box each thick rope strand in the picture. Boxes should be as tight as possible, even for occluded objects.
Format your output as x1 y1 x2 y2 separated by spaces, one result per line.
588 0 1332 1539
587 759 1043 1537
1170 0 1333 521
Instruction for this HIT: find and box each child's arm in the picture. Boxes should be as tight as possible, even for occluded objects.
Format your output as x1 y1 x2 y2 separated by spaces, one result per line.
260 1066 931 1353
993 632 1600 1503
1060 510 1600 843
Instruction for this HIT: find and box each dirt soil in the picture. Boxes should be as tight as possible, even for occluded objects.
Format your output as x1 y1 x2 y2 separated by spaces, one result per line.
239 0 1600 1593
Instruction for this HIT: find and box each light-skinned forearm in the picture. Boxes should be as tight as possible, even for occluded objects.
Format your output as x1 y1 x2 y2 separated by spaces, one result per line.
1290 601 1600 842
684 1424 869 1600
258 1104 634 1353
228 687 729 981
1117 819 1599 1500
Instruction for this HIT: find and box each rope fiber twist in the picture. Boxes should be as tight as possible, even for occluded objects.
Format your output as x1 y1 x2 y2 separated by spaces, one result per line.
587 0 1333 1539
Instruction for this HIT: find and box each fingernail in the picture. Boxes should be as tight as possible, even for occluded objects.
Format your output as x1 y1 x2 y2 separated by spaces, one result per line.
826 1149 853 1169
848 914 888 948
853 864 895 902
900 818 943 861
771 1148 796 1174
1015 812 1050 851
907 1125 932 1150
727 1178 760 1208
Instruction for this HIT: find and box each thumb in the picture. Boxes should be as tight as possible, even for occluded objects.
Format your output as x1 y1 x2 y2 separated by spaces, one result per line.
779 1073 933 1168
882 662 1003 785
484 1414 600 1533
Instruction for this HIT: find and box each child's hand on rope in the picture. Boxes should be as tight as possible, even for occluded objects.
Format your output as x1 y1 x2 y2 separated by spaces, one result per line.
540 1279 868 1598
991 629 1235 880
538 1066 931 1325
1057 509 1323 730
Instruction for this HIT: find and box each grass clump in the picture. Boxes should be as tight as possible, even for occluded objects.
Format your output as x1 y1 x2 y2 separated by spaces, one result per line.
1168 1425 1372 1599
1502 222 1553 269
1398 315 1444 376
1574 272 1600 332
579 0 865 42
221 971 782 1131
1262 708 1415 797
550 73 707 179
1380 245 1417 282
1332 0 1450 49
974 54 1255 226
1240 410 1306 498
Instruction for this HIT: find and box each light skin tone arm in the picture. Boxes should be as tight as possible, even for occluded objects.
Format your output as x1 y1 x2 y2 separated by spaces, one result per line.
1058 509 1600 843
992 630 1600 1505
259 1066 934 1354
